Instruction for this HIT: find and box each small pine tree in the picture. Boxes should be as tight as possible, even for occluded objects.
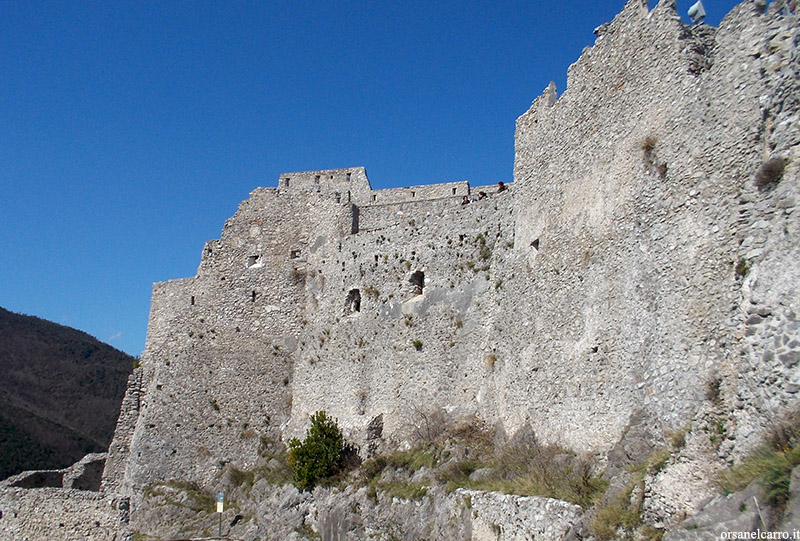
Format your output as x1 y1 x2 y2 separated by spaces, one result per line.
288 411 344 491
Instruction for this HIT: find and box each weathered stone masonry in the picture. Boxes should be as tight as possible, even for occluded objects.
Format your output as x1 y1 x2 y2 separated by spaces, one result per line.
2 1 798 538
104 0 799 523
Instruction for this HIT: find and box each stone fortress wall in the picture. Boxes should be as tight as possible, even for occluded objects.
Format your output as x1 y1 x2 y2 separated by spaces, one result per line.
107 0 799 530
2 1 798 539
103 166 519 496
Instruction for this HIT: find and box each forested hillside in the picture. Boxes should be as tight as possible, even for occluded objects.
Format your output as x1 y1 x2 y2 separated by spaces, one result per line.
0 307 133 479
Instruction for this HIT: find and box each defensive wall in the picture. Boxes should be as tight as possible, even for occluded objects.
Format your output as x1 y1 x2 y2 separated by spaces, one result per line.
3 0 797 538
103 3 799 529
0 487 128 541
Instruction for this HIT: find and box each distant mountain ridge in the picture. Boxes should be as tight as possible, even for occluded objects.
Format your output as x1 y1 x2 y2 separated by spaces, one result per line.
0 306 133 480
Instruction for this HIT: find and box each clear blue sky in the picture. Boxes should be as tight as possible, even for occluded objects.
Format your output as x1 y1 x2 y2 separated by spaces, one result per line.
1 1 742 356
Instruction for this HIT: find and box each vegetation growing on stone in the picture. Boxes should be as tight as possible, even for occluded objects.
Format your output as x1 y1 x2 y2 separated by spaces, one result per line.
590 453 668 540
358 412 607 509
720 411 800 521
754 156 787 188
143 480 216 514
735 257 751 278
288 410 347 491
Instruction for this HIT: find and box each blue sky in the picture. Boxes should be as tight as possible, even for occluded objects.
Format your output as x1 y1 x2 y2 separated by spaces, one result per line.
1 1 742 356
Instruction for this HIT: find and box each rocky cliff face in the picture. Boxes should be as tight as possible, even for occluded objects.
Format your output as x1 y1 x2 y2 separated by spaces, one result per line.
2 1 798 539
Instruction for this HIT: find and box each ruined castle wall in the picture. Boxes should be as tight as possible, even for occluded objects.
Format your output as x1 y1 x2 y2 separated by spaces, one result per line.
0 487 128 541
289 191 516 444
358 195 470 231
96 2 800 536
101 369 142 495
278 166 373 206
370 180 470 205
286 0 767 454
504 0 800 457
471 183 507 195
722 5 800 458
115 189 360 495
498 0 739 452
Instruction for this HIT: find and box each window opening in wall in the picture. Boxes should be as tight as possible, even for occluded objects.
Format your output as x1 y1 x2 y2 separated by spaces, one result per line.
531 238 540 251
247 255 259 267
409 271 425 295
284 177 290 187
191 296 195 306
372 194 377 202
452 187 457 195
345 289 361 314
290 249 301 259
252 290 257 302
411 191 416 198
347 173 352 182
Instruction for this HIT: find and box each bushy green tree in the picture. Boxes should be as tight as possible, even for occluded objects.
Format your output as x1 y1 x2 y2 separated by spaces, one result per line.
288 411 344 491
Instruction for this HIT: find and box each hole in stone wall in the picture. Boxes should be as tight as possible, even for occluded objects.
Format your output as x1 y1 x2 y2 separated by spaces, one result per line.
531 238 540 251
283 177 290 187
409 271 425 295
247 255 259 267
251 291 257 302
347 172 352 181
290 249 301 259
191 296 195 306
372 194 377 202
411 191 416 198
345 289 361 314
452 187 457 195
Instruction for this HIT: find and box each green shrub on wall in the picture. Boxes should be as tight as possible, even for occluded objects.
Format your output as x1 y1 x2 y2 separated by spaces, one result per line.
288 411 344 491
